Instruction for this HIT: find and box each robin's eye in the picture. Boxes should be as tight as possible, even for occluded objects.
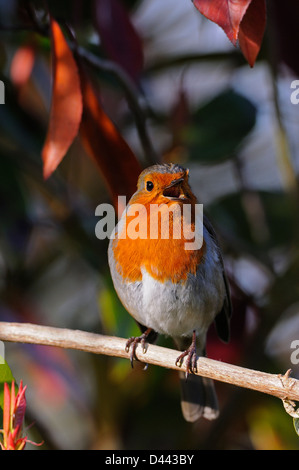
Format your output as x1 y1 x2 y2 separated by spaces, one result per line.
146 181 154 191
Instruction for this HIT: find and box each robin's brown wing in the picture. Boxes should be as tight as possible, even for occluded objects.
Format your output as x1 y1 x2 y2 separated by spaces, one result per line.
203 215 232 343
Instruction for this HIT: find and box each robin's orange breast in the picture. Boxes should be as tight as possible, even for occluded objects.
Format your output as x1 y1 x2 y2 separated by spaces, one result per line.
112 201 206 284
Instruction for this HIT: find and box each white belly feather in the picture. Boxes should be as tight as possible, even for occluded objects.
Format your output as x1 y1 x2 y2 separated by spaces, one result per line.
108 225 225 340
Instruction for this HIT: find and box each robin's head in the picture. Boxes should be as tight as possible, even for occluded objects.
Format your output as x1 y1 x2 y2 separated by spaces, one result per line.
130 163 196 206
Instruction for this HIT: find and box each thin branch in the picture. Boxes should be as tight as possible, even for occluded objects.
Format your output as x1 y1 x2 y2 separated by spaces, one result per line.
266 13 299 196
1 322 299 403
145 51 244 75
0 15 158 166
76 46 158 166
58 19 157 166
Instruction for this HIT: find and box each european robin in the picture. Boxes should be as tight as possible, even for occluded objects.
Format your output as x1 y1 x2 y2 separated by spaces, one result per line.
108 163 232 422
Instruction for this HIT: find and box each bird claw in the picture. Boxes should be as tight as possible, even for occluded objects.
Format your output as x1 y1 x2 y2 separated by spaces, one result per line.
175 331 198 379
125 329 151 368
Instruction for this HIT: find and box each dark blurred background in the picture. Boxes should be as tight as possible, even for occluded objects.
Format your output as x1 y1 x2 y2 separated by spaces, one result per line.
0 0 299 450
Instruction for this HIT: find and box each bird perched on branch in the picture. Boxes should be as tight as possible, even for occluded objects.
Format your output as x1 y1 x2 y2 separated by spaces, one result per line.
108 163 232 422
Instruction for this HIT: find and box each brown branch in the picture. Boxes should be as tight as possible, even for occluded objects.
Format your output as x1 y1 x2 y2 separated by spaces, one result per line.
1 321 299 403
0 16 157 167
74 46 158 167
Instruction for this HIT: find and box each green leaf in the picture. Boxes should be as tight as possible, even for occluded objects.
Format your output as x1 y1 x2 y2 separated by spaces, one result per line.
0 360 15 409
183 89 257 164
208 190 296 251
294 418 299 437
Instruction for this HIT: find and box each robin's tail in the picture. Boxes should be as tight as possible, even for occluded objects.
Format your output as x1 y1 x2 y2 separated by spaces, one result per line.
179 372 219 422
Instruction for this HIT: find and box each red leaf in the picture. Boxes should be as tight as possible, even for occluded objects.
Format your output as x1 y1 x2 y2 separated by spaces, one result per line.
42 18 83 179
79 70 141 212
238 0 266 67
10 42 36 87
193 0 252 45
14 381 27 431
3 383 11 436
10 380 15 424
94 0 144 82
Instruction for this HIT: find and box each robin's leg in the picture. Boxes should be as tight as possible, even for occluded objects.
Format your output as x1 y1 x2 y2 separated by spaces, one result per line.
125 328 153 367
175 330 198 379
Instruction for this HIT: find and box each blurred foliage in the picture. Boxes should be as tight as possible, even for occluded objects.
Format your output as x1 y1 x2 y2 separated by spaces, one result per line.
183 89 257 164
0 0 299 450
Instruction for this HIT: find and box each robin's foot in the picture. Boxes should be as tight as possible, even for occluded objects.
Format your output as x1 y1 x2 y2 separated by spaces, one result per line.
175 330 197 379
125 328 152 367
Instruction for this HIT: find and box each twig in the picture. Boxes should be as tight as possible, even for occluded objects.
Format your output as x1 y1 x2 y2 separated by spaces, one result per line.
0 15 157 166
1 322 299 403
76 46 157 166
266 14 299 196
145 51 244 75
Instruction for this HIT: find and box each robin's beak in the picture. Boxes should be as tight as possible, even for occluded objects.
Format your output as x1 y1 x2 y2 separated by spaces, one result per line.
163 177 188 201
